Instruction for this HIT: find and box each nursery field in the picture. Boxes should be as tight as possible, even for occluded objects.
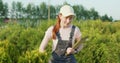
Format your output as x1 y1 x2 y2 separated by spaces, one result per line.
0 19 120 63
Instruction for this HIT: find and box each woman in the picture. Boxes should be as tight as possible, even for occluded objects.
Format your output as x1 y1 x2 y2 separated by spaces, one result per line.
39 5 83 63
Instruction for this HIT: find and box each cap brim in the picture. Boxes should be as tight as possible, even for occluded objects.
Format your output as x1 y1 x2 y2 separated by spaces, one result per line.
62 13 76 17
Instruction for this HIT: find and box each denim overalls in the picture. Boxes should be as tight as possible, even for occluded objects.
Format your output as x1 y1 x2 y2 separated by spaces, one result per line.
50 25 77 63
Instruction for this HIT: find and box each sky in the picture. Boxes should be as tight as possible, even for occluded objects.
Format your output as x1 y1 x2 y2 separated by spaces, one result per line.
3 0 120 20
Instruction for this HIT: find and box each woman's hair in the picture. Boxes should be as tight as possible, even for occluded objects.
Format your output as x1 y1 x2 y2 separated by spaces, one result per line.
52 15 61 39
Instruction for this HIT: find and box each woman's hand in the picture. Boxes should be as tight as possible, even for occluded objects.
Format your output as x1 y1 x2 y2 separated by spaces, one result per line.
66 47 75 55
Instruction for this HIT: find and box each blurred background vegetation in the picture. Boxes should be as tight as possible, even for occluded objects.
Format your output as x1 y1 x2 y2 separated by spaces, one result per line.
0 20 120 63
0 0 115 23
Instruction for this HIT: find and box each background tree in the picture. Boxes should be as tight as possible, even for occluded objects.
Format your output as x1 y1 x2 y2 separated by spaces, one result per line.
88 8 99 20
73 5 86 20
0 0 4 18
26 3 33 19
101 14 113 21
50 5 56 19
40 2 48 19
16 2 23 19
109 16 113 21
54 5 61 16
2 3 8 18
35 5 41 19
0 1 114 21
11 1 17 19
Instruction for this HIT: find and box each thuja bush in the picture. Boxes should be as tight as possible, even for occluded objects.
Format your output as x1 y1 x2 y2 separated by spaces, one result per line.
18 49 49 63
74 20 120 63
0 20 120 63
75 35 120 63
0 40 20 63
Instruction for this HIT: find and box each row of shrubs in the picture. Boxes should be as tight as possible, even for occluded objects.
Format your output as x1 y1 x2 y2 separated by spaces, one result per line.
0 19 120 63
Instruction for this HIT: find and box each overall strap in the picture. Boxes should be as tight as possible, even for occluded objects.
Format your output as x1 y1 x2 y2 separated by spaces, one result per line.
69 25 76 47
56 25 76 41
56 31 61 40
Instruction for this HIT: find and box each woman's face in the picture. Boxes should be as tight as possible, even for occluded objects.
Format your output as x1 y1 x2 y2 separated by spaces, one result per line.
59 14 74 28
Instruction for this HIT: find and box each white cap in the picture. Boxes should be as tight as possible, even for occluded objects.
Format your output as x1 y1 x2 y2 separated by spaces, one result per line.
60 5 75 17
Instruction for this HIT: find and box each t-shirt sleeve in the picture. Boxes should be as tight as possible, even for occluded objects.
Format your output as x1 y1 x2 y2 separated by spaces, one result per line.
45 26 53 39
75 27 82 39
39 26 53 52
74 26 83 52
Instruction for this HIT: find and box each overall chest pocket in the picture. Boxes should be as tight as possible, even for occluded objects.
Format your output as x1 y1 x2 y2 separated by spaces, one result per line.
54 40 70 56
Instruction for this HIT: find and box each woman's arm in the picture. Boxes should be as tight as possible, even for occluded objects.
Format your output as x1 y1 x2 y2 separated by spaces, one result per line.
39 34 51 52
39 26 53 53
74 38 83 53
74 27 83 53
